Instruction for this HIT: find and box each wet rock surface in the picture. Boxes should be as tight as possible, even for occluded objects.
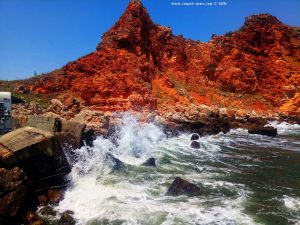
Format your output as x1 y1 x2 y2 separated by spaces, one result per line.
38 206 57 217
105 153 125 171
37 195 48 206
166 177 201 196
59 210 76 225
24 211 45 225
48 189 63 205
190 141 201 149
248 126 278 136
190 133 200 141
142 157 156 167
0 167 28 220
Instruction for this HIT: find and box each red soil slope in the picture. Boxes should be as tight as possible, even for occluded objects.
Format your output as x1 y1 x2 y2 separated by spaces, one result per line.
25 0 300 116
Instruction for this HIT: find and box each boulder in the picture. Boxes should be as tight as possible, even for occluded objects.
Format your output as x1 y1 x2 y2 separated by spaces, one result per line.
59 211 76 225
57 119 87 149
166 177 201 196
142 158 156 167
0 127 70 188
71 110 109 130
37 195 48 206
248 126 278 137
48 189 63 205
47 99 67 115
190 133 200 141
190 141 201 149
0 167 28 220
105 153 125 172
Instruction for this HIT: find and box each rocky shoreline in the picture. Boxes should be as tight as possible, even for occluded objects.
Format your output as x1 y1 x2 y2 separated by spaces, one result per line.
1 0 299 223
1 98 299 224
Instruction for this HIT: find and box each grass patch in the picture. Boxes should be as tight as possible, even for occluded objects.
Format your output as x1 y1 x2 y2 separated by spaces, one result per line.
0 80 50 108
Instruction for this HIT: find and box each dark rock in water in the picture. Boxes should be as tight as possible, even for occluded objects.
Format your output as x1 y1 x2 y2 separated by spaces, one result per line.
38 206 57 217
190 133 200 141
48 189 63 205
166 177 201 196
81 128 95 147
37 195 48 206
24 211 46 225
190 141 200 149
105 153 125 171
142 158 156 167
59 211 76 225
63 210 74 215
0 167 28 221
248 126 278 137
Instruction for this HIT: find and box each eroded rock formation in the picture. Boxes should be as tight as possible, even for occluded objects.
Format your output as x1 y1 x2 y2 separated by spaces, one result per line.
17 0 300 117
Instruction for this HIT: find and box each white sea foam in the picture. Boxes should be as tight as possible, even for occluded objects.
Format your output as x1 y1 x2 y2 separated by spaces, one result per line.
282 195 300 225
266 121 300 135
113 113 165 165
54 115 300 225
283 195 300 211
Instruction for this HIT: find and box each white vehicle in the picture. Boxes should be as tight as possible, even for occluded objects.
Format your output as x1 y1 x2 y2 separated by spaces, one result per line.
0 92 12 134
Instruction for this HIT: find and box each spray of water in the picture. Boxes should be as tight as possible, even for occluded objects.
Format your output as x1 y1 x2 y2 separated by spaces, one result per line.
52 115 299 225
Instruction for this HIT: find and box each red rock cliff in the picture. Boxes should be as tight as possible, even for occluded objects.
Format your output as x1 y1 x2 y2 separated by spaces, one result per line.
28 0 300 116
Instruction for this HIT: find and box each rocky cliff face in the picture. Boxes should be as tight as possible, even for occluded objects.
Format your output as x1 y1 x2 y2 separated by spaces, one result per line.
25 0 300 116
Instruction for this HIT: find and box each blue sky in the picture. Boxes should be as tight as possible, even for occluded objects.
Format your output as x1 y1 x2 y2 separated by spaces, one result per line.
0 0 299 80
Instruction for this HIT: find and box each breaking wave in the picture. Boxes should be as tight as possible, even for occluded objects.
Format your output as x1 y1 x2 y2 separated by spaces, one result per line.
52 114 300 225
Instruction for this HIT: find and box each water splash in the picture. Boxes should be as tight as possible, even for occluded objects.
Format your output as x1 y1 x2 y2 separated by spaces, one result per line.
266 121 300 135
114 113 165 165
53 116 300 225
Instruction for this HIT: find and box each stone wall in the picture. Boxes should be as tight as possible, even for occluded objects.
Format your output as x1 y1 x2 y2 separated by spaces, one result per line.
12 115 88 149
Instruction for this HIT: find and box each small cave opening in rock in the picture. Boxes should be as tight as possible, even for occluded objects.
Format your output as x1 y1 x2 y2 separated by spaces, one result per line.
118 39 134 51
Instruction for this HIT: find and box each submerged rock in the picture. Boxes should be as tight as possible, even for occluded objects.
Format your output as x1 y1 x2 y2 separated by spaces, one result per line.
248 126 278 137
190 133 200 141
190 141 201 149
166 177 201 196
142 157 156 167
105 153 125 171
0 167 28 221
59 211 76 225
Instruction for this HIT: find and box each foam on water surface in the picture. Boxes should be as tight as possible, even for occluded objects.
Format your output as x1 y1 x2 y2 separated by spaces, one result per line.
266 121 300 135
53 115 300 225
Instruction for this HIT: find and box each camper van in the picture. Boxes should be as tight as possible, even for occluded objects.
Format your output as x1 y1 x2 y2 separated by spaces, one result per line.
0 92 12 134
